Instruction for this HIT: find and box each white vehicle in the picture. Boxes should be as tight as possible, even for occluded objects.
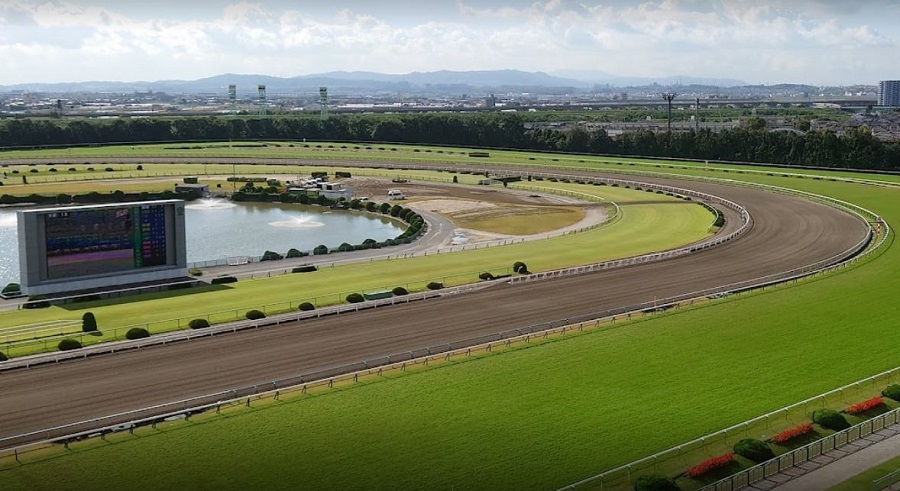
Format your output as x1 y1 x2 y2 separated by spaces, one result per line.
387 189 406 200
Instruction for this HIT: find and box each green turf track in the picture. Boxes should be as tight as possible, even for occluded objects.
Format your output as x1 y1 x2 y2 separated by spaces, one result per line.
1 144 899 490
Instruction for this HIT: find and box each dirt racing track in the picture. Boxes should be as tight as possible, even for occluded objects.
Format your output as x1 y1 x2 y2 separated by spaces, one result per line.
0 166 872 446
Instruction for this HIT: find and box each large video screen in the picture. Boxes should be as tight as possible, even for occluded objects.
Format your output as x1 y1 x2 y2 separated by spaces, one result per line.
44 204 171 280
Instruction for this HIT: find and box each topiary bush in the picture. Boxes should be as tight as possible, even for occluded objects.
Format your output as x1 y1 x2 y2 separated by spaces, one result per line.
125 327 151 340
292 265 318 273
346 293 365 303
478 272 494 281
260 250 284 261
733 438 775 463
298 302 315 311
392 286 408 296
245 309 266 320
883 384 900 402
633 473 679 491
812 408 850 431
313 244 329 255
58 338 83 351
338 242 355 252
189 318 210 329
512 261 529 274
81 312 98 332
426 281 444 290
210 276 238 285
286 248 307 258
0 351 7 361
1 282 21 295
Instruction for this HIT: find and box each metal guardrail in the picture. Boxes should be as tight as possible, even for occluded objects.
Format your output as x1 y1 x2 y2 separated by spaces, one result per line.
698 407 900 491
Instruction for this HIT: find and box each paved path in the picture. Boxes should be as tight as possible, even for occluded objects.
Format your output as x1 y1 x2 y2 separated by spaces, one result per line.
758 426 900 491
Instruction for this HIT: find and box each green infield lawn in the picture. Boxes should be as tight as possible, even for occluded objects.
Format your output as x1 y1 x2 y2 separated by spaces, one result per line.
1 146 899 490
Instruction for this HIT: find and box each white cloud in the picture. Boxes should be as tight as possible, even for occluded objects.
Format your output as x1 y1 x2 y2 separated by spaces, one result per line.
0 0 896 85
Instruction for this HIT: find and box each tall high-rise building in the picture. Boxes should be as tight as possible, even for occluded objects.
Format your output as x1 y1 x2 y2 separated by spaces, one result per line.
878 80 900 106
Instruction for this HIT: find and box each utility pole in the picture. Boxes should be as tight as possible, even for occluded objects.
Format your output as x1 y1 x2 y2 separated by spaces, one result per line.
695 97 700 132
662 91 677 133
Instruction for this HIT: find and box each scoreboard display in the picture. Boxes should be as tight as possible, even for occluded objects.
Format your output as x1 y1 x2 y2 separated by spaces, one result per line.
18 200 187 295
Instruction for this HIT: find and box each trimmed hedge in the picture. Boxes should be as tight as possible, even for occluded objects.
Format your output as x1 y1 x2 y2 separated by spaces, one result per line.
125 327 151 340
82 312 98 333
0 351 7 361
246 309 266 320
292 265 318 273
346 293 365 303
58 338 83 351
23 295 50 309
883 385 900 402
812 408 850 431
633 473 679 491
313 245 329 255
286 248 307 258
189 318 210 329
210 276 238 285
513 261 529 274
427 281 444 290
478 272 494 281
1 282 20 295
392 286 408 296
260 250 284 261
733 438 774 463
299 302 315 311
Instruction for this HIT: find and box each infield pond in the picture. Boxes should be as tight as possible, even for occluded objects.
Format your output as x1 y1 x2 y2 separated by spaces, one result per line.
0 200 405 286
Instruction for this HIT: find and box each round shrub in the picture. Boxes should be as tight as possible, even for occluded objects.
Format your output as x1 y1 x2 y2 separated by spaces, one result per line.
633 473 679 491
883 385 900 402
346 293 365 303
0 351 7 361
286 248 305 258
246 309 266 320
58 338 83 351
733 438 774 463
313 244 329 255
812 408 850 431
338 242 354 252
478 272 494 281
427 281 444 290
392 286 408 296
1 282 21 295
298 302 315 311
189 318 210 329
512 261 529 274
81 312 98 332
125 327 150 340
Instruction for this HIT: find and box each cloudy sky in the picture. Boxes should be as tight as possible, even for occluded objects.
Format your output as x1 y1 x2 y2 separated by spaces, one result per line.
0 0 896 86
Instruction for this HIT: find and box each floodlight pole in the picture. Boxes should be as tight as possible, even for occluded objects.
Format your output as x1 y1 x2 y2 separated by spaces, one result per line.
662 92 677 134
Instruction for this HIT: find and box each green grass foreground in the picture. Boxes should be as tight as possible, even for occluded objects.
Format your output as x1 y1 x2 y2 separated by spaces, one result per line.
1 144 899 489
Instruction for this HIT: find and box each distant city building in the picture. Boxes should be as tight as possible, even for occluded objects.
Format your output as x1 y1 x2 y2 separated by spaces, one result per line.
878 80 900 106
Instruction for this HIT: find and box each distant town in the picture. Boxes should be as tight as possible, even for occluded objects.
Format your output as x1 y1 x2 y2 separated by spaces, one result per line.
1 72 898 142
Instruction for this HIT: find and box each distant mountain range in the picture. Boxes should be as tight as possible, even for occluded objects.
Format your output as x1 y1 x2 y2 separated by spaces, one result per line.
0 69 751 96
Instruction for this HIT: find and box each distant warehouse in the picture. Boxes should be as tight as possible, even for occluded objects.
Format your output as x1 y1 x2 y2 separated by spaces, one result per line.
878 80 900 107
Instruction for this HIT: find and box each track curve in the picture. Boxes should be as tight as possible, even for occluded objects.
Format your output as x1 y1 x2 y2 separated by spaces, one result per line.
0 167 870 442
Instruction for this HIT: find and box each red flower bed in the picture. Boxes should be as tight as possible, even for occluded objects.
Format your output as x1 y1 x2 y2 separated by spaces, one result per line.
770 423 814 444
847 396 884 415
685 452 734 478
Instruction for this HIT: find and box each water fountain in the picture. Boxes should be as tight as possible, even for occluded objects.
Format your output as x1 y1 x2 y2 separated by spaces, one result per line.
268 214 325 229
185 198 237 210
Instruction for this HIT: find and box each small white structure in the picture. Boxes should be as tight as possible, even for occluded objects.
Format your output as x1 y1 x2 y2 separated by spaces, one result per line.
318 182 353 201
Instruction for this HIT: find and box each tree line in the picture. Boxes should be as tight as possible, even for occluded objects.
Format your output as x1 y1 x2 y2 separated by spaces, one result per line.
1 113 898 171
